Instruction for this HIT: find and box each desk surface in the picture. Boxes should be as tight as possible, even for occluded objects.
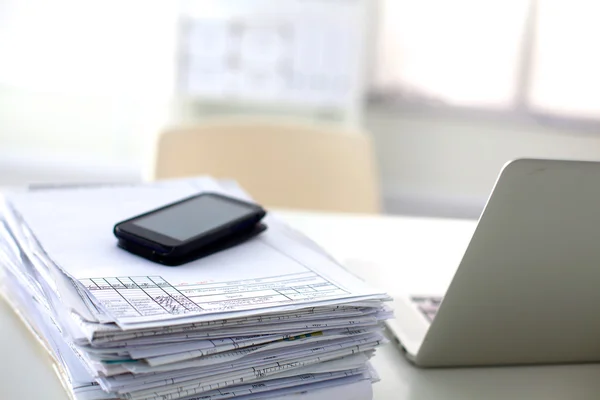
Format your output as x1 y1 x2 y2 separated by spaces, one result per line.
2 210 600 400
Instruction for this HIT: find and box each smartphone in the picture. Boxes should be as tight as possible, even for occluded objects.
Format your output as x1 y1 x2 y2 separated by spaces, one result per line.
113 192 267 266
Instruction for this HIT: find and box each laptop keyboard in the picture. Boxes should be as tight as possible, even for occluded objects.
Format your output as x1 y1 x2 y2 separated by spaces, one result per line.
411 296 443 322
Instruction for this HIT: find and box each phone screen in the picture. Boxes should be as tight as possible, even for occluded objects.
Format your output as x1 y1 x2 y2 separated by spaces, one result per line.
132 196 255 241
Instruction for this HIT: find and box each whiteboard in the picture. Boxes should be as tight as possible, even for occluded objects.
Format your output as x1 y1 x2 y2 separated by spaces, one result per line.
177 0 368 113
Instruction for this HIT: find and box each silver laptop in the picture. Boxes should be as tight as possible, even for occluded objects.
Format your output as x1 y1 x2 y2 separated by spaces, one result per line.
386 158 600 367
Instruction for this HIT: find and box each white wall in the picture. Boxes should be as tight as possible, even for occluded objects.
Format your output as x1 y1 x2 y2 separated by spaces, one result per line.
2 1 600 216
0 0 178 184
0 0 368 185
3 92 600 219
0 85 164 185
365 105 600 218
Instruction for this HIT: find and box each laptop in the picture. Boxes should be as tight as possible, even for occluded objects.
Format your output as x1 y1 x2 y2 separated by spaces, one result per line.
386 158 600 367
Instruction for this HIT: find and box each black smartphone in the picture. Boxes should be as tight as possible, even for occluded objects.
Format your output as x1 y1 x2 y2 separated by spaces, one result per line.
113 192 267 266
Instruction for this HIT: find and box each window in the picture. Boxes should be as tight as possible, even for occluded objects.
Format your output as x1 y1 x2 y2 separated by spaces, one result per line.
373 0 600 124
0 0 176 98
528 0 600 119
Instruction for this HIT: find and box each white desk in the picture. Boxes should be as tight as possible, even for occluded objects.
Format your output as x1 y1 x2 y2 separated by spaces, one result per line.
2 211 600 399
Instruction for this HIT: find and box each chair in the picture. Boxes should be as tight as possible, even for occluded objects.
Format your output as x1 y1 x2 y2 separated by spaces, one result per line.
150 118 381 213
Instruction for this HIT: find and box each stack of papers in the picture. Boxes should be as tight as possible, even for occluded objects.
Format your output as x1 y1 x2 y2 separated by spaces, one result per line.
0 177 392 400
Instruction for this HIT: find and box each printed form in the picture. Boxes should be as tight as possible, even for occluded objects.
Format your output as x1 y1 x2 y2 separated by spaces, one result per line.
80 272 348 319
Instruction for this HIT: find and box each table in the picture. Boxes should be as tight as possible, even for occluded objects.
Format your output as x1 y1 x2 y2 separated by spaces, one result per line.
277 211 600 400
2 210 600 399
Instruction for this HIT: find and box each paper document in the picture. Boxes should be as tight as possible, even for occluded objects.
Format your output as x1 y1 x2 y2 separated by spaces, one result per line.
0 176 391 400
7 179 386 327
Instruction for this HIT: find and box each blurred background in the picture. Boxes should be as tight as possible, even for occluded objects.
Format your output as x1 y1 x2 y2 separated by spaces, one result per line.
1 0 599 218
